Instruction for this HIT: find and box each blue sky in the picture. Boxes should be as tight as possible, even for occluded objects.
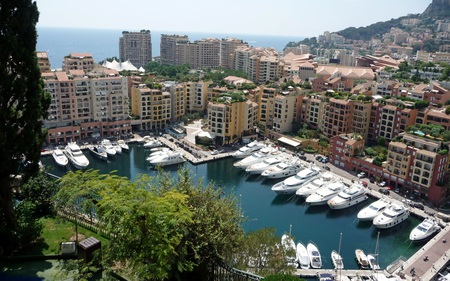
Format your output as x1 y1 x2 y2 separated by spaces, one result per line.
36 0 430 37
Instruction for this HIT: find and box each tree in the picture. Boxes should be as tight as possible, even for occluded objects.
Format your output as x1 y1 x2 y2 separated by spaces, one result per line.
0 0 51 255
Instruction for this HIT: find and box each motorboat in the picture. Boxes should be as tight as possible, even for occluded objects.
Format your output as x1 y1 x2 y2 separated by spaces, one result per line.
271 165 321 195
52 148 68 167
331 250 344 270
373 203 410 229
234 146 279 169
232 141 265 158
149 151 185 166
281 234 296 266
117 140 129 152
305 181 346 205
355 249 369 269
296 241 310 269
112 141 122 154
367 254 380 270
357 198 391 221
295 172 336 197
409 218 440 242
88 145 107 161
146 148 172 161
136 135 151 143
245 155 285 175
143 138 163 148
100 139 116 158
307 241 322 269
317 273 335 281
261 159 303 179
327 182 368 210
64 142 89 170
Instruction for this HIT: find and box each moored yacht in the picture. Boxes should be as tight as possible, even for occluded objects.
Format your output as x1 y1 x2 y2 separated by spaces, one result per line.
149 151 185 166
331 250 344 270
307 241 322 269
305 181 346 205
327 182 368 210
409 218 440 242
143 138 163 148
355 249 369 269
112 141 122 154
232 141 265 158
64 142 89 170
234 146 278 169
261 159 303 179
281 234 296 266
88 145 108 161
146 148 172 161
100 139 116 158
357 198 391 221
245 155 285 175
271 165 321 195
117 140 129 152
52 148 68 167
367 254 380 270
296 241 310 269
373 203 410 229
295 172 336 197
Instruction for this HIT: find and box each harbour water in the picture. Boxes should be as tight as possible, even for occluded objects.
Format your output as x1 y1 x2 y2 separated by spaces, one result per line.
41 143 423 271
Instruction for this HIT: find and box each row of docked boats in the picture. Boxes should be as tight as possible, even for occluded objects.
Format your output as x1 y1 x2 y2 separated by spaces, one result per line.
52 139 130 169
136 135 164 148
281 235 324 270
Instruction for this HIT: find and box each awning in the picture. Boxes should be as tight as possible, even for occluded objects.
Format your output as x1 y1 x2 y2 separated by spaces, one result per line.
278 137 301 147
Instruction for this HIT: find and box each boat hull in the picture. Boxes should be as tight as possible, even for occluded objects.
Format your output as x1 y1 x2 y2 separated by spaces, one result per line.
328 194 368 210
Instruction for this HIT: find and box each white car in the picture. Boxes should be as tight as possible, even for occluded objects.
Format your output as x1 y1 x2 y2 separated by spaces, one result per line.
378 181 387 187
357 172 366 178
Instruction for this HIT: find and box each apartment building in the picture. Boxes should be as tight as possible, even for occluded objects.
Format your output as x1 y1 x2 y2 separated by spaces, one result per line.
220 38 248 69
312 76 354 92
131 84 171 131
37 51 51 72
272 90 299 133
421 108 450 130
298 95 326 130
207 93 258 145
42 67 131 144
160 34 190 65
408 82 450 105
119 30 152 67
233 47 280 84
352 101 372 141
164 82 186 123
184 81 212 114
257 87 276 129
62 53 95 72
323 98 354 137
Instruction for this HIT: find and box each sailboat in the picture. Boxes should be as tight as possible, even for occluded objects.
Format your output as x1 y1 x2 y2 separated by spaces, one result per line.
331 233 344 270
368 231 381 271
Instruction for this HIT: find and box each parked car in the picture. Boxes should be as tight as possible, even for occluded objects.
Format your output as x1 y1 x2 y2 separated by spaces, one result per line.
369 178 375 183
378 181 387 187
361 181 368 187
315 155 323 161
394 188 401 193
379 188 390 195
357 172 367 178
321 157 329 163
411 203 425 210
299 155 307 161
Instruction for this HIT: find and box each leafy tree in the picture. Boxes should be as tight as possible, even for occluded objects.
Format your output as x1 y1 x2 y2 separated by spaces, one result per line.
0 0 51 254
18 171 58 217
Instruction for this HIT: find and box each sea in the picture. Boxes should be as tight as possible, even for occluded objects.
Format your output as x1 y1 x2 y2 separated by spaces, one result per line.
36 27 422 275
36 27 304 69
41 143 423 272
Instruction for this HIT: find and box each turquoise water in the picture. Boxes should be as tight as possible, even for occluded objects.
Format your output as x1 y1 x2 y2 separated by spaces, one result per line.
41 143 423 270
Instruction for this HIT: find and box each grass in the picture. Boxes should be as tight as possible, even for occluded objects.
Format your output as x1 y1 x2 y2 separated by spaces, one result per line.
28 216 109 256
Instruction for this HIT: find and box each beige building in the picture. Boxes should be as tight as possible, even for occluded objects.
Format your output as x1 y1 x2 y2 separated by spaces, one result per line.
220 38 248 69
119 30 152 67
160 34 189 65
233 47 280 84
62 53 95 72
272 92 298 133
37 51 51 72
184 81 212 114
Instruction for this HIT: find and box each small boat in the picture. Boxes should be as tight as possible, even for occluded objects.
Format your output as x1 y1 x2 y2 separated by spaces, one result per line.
245 155 285 175
137 135 151 143
100 139 117 158
149 151 185 166
232 141 265 158
52 148 68 167
409 218 441 242
88 145 107 161
143 138 163 148
355 248 369 269
296 241 310 269
64 142 89 170
281 234 296 266
295 172 336 197
373 203 409 229
305 181 346 205
117 140 129 152
271 165 321 195
331 250 344 270
146 148 172 161
327 182 368 210
357 198 390 221
367 253 380 270
317 273 335 281
261 158 304 179
112 141 122 154
307 241 322 269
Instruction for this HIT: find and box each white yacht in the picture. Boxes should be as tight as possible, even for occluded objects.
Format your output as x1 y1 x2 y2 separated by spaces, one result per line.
64 142 89 170
295 172 336 197
367 254 380 270
261 159 304 179
355 249 370 269
88 145 107 161
234 146 278 169
281 234 296 266
271 166 321 195
305 181 346 206
409 218 440 242
296 241 310 269
112 141 122 154
136 135 151 143
232 141 265 158
117 140 129 152
149 151 185 166
100 139 116 158
307 241 322 269
373 203 410 229
327 182 368 210
143 138 163 148
357 198 391 221
245 155 285 175
331 250 344 270
52 148 68 167
146 148 172 161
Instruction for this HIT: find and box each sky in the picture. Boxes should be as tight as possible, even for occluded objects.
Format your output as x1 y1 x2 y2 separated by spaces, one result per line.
35 0 431 37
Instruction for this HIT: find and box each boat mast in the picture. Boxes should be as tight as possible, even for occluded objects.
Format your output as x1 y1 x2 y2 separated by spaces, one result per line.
374 231 380 275
338 233 342 280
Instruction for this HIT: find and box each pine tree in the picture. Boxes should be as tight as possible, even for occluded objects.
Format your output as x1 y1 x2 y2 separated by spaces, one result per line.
0 0 51 254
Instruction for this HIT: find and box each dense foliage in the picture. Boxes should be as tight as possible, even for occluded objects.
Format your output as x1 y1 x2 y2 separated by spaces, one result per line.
0 0 51 255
